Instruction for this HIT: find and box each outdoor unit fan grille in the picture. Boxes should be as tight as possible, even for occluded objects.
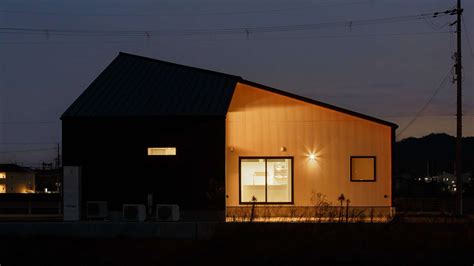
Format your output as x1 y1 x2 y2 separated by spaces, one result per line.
156 204 179 221
122 204 146 221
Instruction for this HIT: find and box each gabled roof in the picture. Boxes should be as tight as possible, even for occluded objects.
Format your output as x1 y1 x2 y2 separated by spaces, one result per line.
62 52 241 118
62 52 397 129
0 164 32 172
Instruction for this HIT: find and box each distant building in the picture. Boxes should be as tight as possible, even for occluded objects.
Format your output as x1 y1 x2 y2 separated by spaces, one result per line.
0 164 35 193
416 171 473 193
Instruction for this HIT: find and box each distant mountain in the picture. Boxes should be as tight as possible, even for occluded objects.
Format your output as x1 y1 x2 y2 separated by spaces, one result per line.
395 133 474 178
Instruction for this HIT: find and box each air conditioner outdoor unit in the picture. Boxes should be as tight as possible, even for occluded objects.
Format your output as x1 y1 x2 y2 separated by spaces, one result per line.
156 204 180 221
122 204 146 222
86 201 108 220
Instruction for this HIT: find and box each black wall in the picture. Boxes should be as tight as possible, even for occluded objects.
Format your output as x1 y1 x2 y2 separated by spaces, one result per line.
62 116 226 212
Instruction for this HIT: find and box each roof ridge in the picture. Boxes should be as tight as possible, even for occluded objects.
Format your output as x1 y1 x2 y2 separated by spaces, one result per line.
119 52 242 80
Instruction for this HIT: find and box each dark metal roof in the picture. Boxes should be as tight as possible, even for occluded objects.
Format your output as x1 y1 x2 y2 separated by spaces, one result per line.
61 52 241 118
0 164 32 172
61 52 397 129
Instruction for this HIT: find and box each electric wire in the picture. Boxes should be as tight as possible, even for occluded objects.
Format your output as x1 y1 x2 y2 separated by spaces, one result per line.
461 14 474 57
396 67 454 138
0 12 451 39
0 31 454 45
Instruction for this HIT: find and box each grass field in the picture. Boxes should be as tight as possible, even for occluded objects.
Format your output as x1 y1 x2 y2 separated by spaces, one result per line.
0 221 473 266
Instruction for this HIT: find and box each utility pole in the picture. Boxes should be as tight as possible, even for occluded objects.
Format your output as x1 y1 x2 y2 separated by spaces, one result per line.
56 143 61 169
454 0 463 216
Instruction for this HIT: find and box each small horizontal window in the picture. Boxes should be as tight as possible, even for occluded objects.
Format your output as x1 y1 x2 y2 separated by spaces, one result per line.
147 147 176 156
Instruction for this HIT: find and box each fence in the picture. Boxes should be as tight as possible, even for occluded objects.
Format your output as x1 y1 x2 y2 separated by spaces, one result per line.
394 197 474 214
0 202 62 215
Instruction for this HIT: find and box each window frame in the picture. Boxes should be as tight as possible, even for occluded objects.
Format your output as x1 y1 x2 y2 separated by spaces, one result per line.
350 156 377 182
239 156 294 205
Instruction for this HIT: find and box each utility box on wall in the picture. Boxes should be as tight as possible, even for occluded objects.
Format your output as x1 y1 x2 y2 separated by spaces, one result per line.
63 166 81 221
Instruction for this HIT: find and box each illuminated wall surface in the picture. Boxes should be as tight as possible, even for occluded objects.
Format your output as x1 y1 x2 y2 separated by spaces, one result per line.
226 82 392 207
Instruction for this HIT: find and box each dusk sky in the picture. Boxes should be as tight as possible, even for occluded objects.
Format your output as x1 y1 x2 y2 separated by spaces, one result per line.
0 0 472 166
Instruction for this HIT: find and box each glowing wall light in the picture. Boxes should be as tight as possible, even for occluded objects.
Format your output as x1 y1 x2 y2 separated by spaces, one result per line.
309 153 317 161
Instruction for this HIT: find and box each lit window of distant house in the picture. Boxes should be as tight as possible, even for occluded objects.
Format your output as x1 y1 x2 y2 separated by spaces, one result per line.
240 157 293 204
147 147 176 156
0 184 5 193
350 156 376 182
0 172 5 179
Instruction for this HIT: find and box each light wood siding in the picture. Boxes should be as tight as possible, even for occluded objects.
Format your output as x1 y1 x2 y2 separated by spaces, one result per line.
226 82 392 207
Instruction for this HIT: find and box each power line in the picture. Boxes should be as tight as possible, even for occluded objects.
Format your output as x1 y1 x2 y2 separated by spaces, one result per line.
382 113 474 118
0 31 453 45
461 14 474 57
0 12 451 39
396 67 453 138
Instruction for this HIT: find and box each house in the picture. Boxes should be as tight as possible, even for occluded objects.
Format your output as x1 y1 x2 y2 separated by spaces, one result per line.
0 164 35 194
62 52 397 221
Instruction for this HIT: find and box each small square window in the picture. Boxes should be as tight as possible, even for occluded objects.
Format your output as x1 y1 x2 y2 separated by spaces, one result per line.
147 147 176 156
0 172 5 179
350 156 376 182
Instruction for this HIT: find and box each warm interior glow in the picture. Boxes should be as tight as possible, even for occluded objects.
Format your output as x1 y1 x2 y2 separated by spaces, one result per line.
241 159 265 202
0 172 5 179
309 154 316 161
0 184 5 193
240 158 292 203
351 157 375 181
147 147 176 156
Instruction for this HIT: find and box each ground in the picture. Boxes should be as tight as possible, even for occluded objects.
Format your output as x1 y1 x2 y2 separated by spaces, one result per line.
0 220 473 266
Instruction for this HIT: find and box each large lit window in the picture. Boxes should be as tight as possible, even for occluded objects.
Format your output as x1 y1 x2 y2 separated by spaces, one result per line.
0 184 5 193
0 172 5 179
350 156 376 182
240 157 293 203
147 147 176 156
